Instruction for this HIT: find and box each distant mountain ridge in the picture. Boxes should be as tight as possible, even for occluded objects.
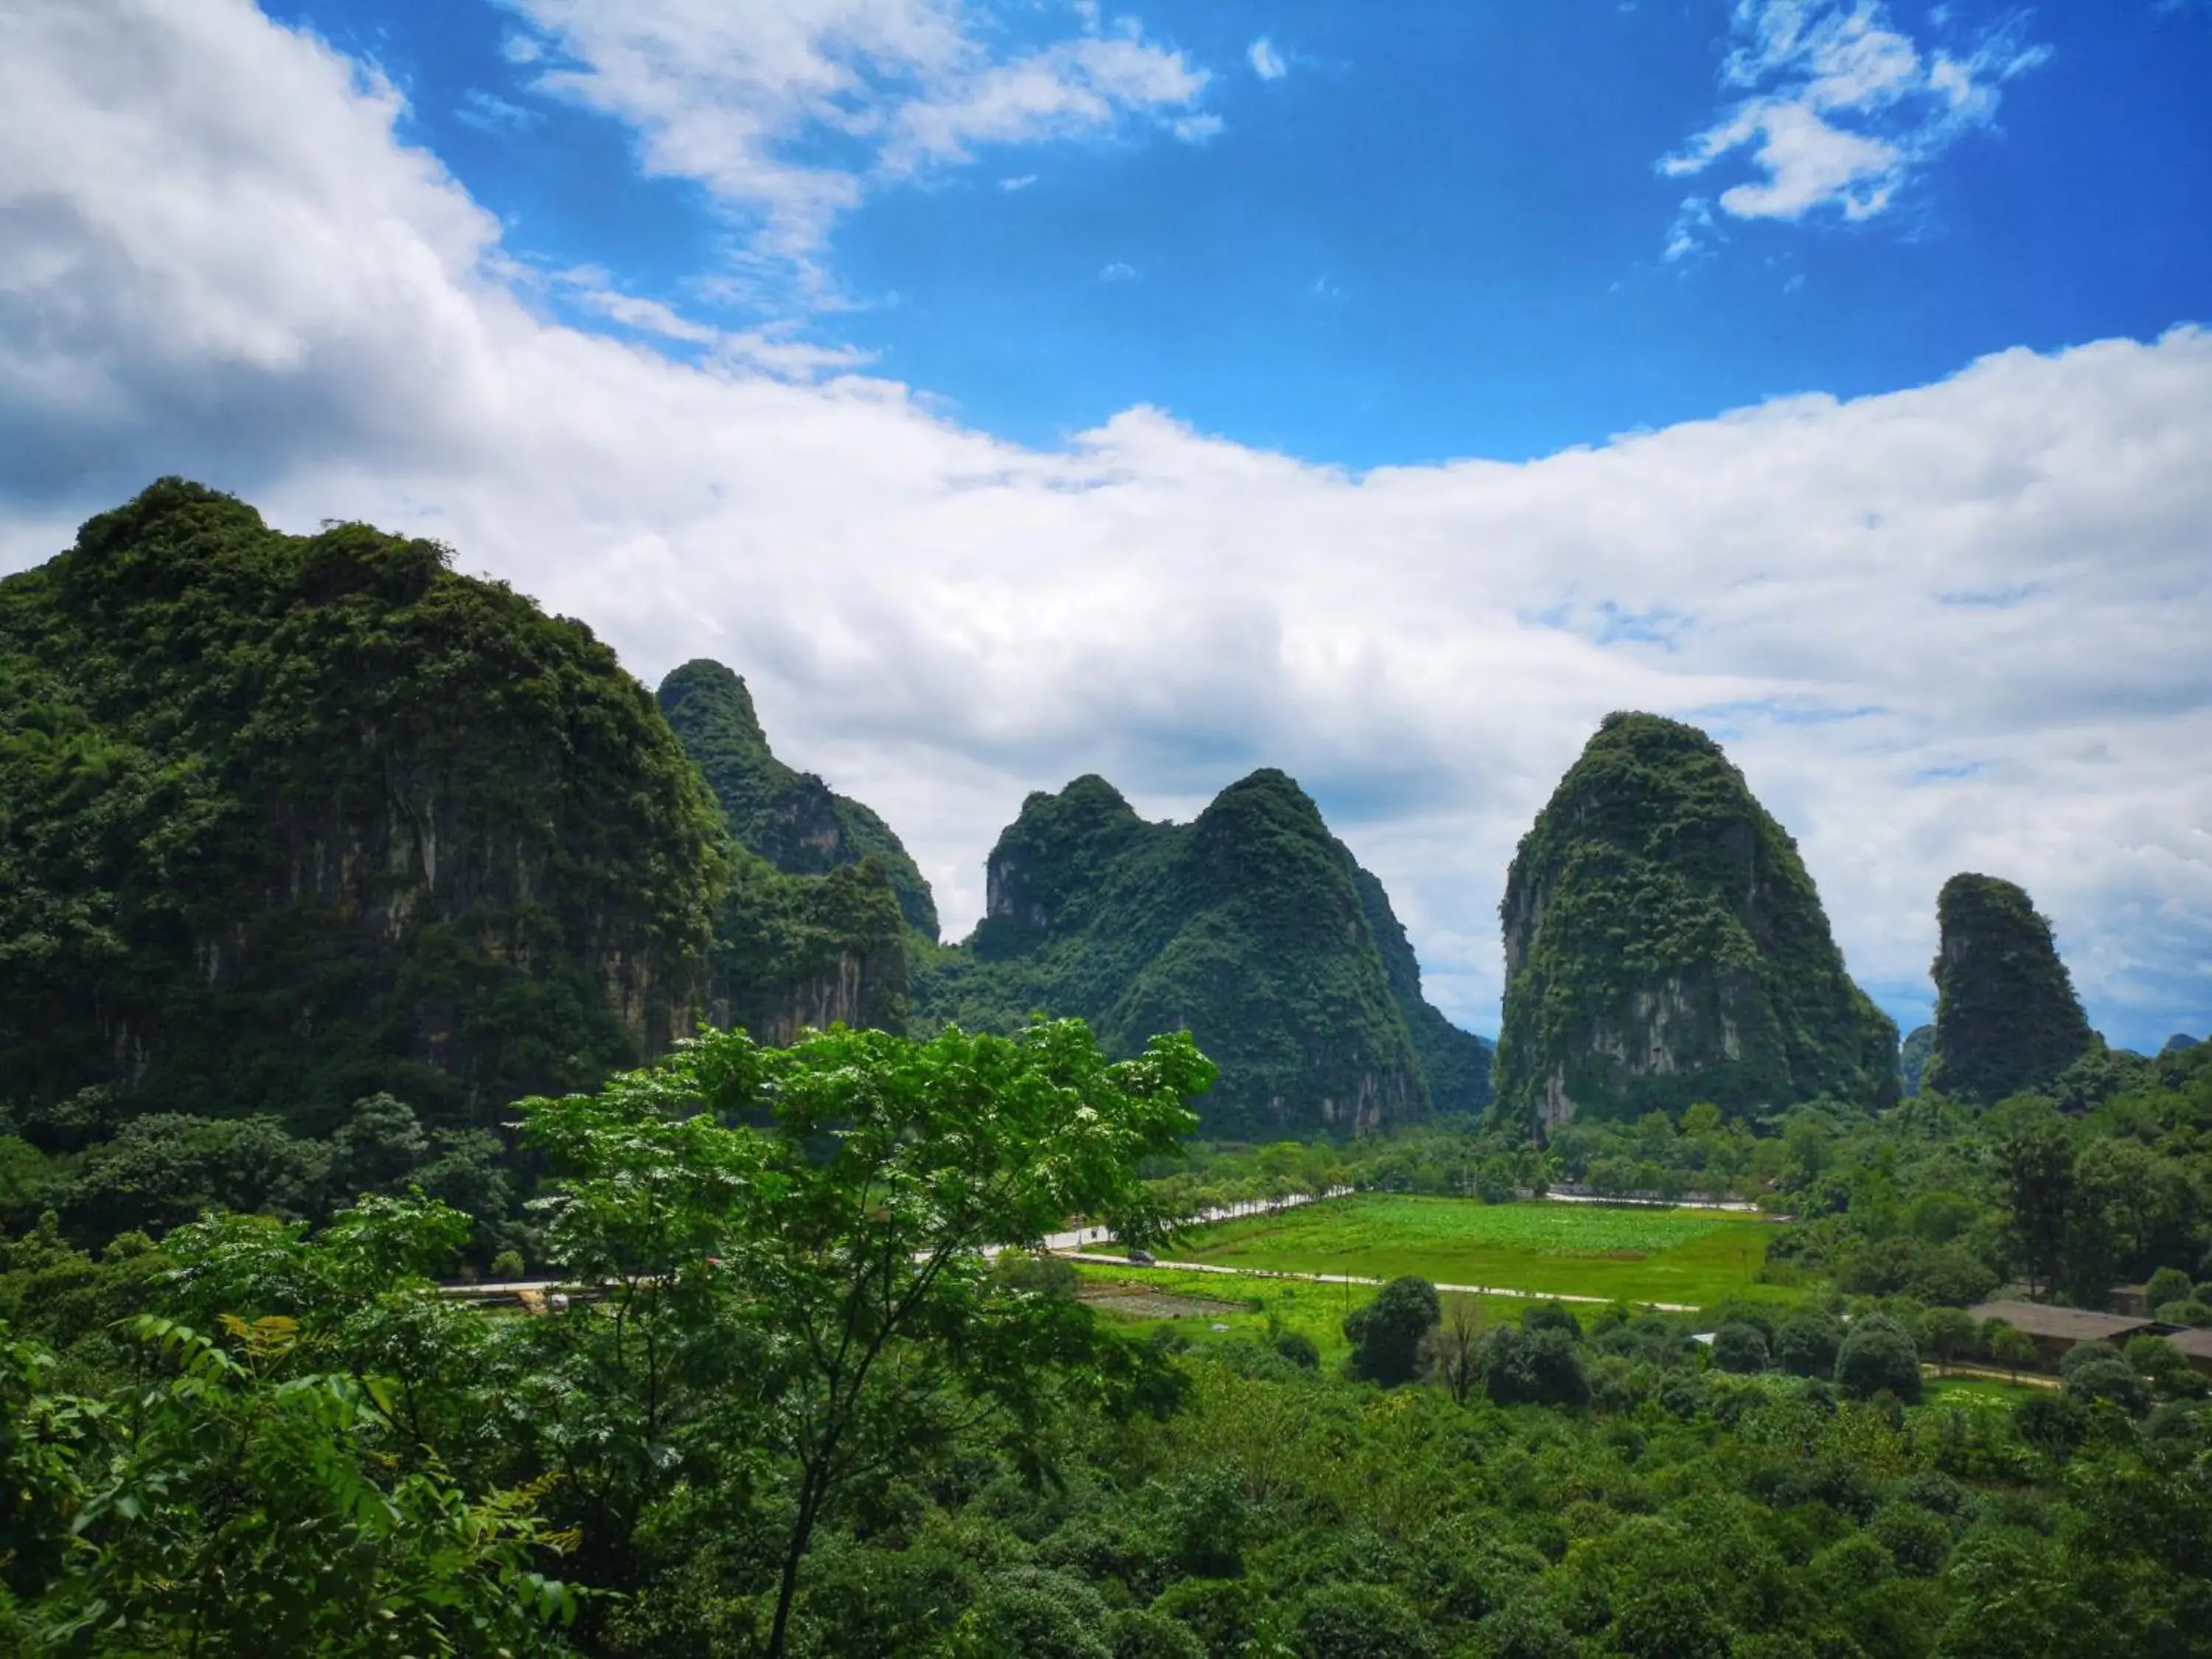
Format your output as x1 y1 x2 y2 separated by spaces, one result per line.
914 769 1492 1137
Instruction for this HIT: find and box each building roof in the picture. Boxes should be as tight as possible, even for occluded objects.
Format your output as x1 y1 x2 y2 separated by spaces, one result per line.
2158 1326 2212 1360
1966 1301 2154 1343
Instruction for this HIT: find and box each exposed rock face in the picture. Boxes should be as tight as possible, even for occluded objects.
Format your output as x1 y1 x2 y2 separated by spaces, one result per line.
1924 873 2094 1102
1494 712 1898 1132
1900 1025 1935 1096
658 658 939 941
0 480 726 1129
918 768 1488 1135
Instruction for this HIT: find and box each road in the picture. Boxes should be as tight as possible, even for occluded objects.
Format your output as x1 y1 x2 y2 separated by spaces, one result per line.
1057 1250 1700 1313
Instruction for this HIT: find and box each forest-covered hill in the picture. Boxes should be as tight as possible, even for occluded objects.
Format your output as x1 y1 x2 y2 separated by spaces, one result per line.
1493 712 1900 1130
912 770 1492 1137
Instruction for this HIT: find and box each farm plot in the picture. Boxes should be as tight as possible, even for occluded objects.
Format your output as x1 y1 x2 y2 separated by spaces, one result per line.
1172 1194 1790 1309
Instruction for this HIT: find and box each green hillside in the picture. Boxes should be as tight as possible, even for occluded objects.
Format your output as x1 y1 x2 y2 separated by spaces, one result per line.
915 768 1490 1135
1494 712 1899 1131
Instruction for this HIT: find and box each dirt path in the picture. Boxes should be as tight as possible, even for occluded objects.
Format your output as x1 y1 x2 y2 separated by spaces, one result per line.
1057 1250 1700 1312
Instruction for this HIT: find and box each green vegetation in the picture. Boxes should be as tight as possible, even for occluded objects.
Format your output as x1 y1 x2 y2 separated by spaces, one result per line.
1174 1194 1787 1307
1769 1040 2212 1308
0 479 727 1133
657 658 939 940
914 768 1489 1135
1924 872 2096 1103
1494 712 1899 1131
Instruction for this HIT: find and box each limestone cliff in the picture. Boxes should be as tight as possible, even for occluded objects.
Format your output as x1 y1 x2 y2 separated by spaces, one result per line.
657 658 939 941
1923 873 2094 1103
0 480 727 1130
917 769 1487 1135
1493 712 1898 1131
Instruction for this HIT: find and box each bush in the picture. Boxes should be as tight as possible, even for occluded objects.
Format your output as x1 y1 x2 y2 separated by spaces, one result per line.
1293 1582 1432 1659
1711 1321 1770 1374
1274 1329 1321 1370
1834 1316 1922 1404
1773 1310 1844 1377
488 1248 525 1280
2154 1298 2211 1328
1344 1276 1440 1388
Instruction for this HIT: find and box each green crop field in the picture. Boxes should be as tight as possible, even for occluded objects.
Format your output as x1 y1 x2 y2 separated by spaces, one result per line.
1071 1262 1554 1363
1169 1194 1792 1310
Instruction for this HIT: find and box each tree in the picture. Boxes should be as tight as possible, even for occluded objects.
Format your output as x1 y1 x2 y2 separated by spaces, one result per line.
1918 1305 1978 1368
1343 1276 1441 1387
1773 1310 1844 1378
1711 1322 1769 1374
1834 1315 1922 1403
4 1312 573 1652
521 1018 1213 1659
1988 1325 2039 1382
1993 1109 2073 1297
2146 1266 2194 1310
1482 1325 1591 1408
1295 1582 1433 1659
1422 1298 1485 1404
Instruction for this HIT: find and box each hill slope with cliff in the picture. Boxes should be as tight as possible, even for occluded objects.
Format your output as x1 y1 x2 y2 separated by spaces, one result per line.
0 480 729 1131
0 482 908 1145
914 769 1490 1136
1493 712 1898 1130
658 658 939 941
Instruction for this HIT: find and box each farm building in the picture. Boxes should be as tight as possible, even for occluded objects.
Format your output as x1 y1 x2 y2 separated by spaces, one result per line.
1966 1300 2155 1360
2163 1326 2212 1378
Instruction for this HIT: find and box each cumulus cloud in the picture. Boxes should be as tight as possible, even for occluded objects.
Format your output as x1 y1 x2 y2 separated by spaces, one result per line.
501 0 1213 287
1662 0 2050 250
3 0 2209 1047
1248 36 1287 80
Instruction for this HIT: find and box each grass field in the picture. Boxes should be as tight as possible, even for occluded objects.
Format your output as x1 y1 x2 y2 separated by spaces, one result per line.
1169 1194 1790 1310
1071 1262 1548 1363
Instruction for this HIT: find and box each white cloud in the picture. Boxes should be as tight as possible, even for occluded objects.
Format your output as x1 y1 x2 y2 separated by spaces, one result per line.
501 0 1214 287
1662 0 2050 249
1099 261 1138 281
1248 36 1287 80
4 0 2209 1048
998 173 1037 191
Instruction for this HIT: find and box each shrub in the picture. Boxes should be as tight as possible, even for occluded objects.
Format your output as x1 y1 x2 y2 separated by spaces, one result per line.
1711 1322 1770 1374
1834 1316 1922 1404
488 1248 525 1280
1274 1329 1321 1370
2154 1298 2211 1328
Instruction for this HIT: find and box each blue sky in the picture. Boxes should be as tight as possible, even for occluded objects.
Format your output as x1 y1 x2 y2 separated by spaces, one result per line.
268 0 2212 465
3 0 2208 1051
